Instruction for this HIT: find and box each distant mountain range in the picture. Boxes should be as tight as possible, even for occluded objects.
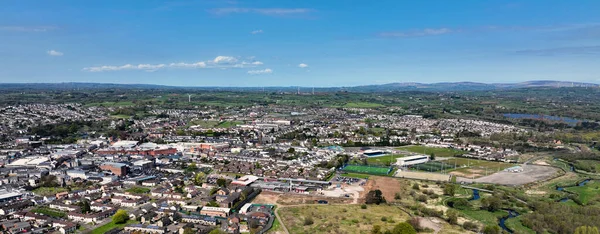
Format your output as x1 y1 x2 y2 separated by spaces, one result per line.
0 80 598 92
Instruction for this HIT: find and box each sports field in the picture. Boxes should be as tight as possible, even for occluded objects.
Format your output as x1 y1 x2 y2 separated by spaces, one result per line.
366 154 405 165
412 161 458 172
398 145 466 157
342 164 392 175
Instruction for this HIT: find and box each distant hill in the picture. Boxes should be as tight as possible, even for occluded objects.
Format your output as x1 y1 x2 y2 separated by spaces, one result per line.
0 80 598 92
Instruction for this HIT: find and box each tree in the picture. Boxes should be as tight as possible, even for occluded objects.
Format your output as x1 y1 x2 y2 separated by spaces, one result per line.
194 172 206 186
112 209 129 224
429 153 436 160
575 226 600 234
365 190 386 205
391 222 416 234
216 178 228 187
481 196 502 212
482 225 500 234
186 162 198 172
78 200 91 214
287 147 295 153
443 184 456 196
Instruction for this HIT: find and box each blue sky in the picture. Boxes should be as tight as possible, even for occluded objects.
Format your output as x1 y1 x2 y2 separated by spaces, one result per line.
1 0 600 86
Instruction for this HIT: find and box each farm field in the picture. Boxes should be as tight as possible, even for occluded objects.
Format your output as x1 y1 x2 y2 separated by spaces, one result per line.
398 145 466 157
366 154 405 165
278 204 410 234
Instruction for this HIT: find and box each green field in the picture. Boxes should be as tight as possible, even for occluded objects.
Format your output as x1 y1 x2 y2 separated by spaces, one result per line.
85 101 135 107
366 154 405 165
90 220 137 234
399 145 466 157
412 161 458 172
343 102 385 108
32 187 68 196
564 180 600 205
30 207 67 218
505 216 536 234
125 187 151 194
342 164 391 175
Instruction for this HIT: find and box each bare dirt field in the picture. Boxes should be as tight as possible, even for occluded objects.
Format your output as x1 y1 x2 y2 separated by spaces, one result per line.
458 164 558 186
362 176 409 202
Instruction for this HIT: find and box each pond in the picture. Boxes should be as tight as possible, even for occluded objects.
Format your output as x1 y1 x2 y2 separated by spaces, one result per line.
503 113 583 126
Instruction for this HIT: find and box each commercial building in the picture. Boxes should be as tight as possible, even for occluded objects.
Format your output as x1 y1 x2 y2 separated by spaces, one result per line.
99 162 127 176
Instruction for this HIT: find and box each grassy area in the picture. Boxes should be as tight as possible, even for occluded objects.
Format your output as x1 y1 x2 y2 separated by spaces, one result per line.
398 145 466 157
125 187 151 194
445 157 513 172
366 154 405 165
339 172 372 179
268 214 283 233
216 121 243 128
342 164 391 175
90 220 137 234
85 101 135 107
32 187 68 196
505 216 535 234
564 180 600 205
110 114 131 119
30 207 67 218
278 204 410 234
343 102 385 108
459 209 506 227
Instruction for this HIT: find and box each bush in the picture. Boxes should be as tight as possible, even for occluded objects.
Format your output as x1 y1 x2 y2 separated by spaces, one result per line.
303 217 314 226
463 221 478 231
392 222 417 234
447 209 458 225
482 225 501 234
365 190 386 205
412 183 420 190
416 195 428 203
394 193 402 200
381 217 387 221
361 204 367 209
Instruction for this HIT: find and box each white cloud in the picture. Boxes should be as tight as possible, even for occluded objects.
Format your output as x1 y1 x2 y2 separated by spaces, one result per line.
251 29 263 34
84 56 261 72
298 63 308 68
247 68 273 75
47 50 63 56
211 8 313 16
379 28 453 38
0 26 56 32
213 56 238 64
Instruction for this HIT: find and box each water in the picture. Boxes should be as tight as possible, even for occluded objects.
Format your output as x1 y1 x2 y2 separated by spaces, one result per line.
559 198 569 202
578 179 591 186
499 209 519 233
503 113 583 126
469 189 480 200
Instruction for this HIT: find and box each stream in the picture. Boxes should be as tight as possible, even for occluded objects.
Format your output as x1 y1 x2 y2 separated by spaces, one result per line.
498 209 519 233
556 179 591 202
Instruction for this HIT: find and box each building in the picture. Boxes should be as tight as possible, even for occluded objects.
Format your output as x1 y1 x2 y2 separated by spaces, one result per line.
200 206 230 218
395 155 430 167
99 162 127 176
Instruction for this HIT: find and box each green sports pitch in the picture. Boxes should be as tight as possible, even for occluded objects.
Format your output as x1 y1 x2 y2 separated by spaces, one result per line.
341 164 392 175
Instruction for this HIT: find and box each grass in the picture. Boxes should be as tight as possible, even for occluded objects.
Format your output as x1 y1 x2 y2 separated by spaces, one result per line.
342 164 391 175
90 220 137 234
125 187 151 194
459 209 506 227
366 154 405 166
30 207 67 218
339 172 372 179
32 187 68 196
110 114 131 119
505 216 535 234
343 102 385 108
267 215 283 233
398 145 466 157
564 180 600 205
278 204 410 234
445 158 513 172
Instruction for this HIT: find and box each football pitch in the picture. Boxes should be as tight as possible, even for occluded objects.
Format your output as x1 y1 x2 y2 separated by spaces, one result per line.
342 164 392 175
